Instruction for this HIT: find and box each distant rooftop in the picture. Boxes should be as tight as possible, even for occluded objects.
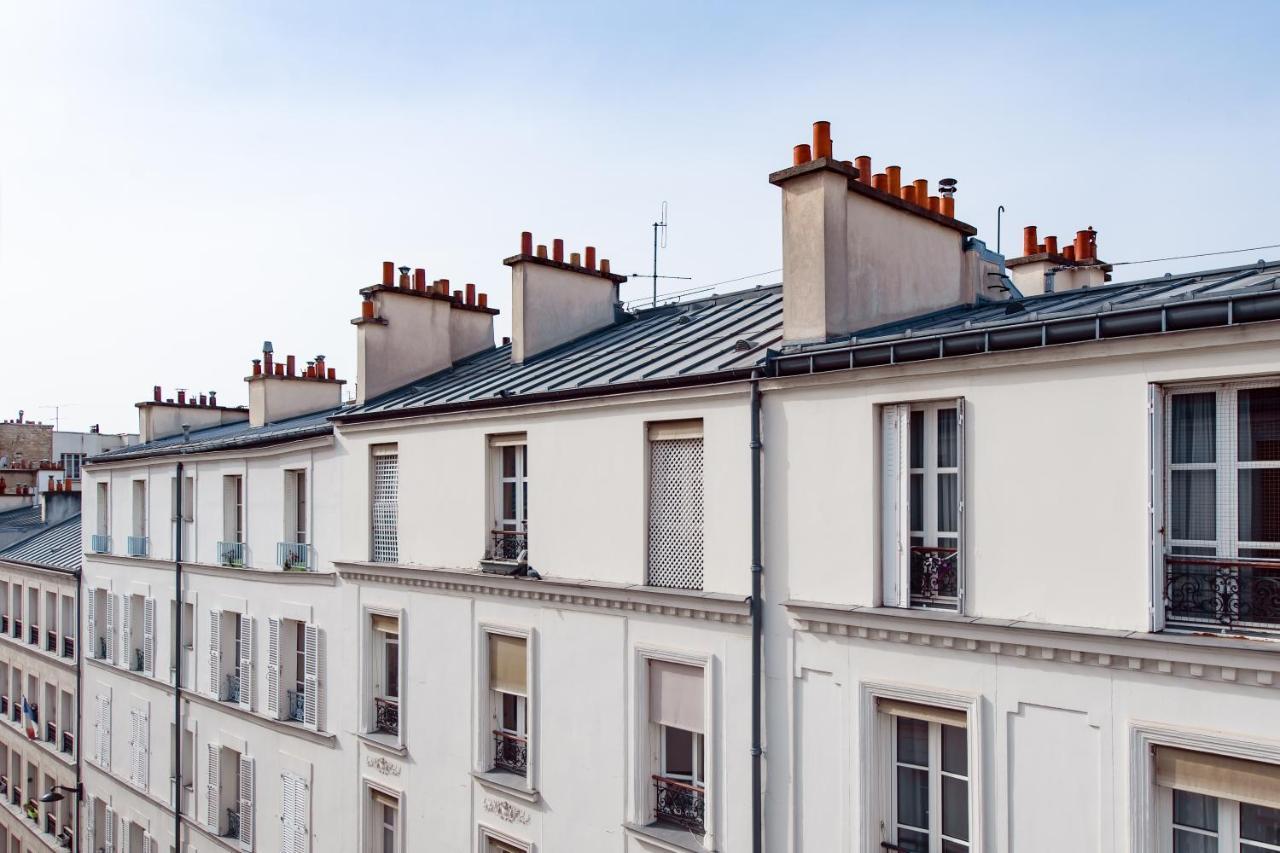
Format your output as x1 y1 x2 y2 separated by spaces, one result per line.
0 514 80 572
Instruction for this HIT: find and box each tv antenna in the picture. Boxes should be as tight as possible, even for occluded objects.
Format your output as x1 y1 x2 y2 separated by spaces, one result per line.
629 202 691 308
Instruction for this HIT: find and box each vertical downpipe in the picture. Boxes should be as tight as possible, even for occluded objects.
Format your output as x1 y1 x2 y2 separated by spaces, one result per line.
749 371 764 853
173 459 185 851
74 560 82 851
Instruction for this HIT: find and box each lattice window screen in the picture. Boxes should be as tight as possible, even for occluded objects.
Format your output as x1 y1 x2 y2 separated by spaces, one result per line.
647 437 704 590
371 452 399 564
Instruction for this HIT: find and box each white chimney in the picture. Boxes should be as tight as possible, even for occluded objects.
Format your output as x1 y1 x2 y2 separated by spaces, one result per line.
137 385 247 442
1007 225 1110 296
245 342 345 427
505 232 626 363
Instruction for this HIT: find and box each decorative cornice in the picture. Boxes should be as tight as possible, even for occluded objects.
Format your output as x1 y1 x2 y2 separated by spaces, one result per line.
786 600 1280 690
337 561 751 625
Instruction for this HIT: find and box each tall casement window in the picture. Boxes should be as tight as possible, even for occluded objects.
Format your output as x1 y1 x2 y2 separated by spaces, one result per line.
280 771 311 853
60 452 83 480
209 610 254 711
171 474 194 561
370 446 399 563
487 632 529 777
488 434 528 561
280 469 309 570
1161 381 1280 632
367 787 400 853
882 401 965 611
647 420 705 590
206 743 253 847
129 480 148 557
267 618 323 731
1155 746 1280 852
370 613 400 740
93 482 110 553
220 475 246 567
648 659 706 836
879 699 971 853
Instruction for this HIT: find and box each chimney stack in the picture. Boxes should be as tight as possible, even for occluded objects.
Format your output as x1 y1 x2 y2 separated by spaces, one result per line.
245 343 345 427
1008 223 1109 295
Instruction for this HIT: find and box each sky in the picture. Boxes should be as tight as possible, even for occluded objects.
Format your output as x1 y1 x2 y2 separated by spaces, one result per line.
1 1 1278 434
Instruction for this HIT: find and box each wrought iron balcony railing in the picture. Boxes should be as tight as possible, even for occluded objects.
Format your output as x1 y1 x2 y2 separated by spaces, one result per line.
487 528 528 562
12 618 21 639
374 696 399 736
909 546 960 609
287 689 305 722
90 534 110 554
492 730 528 776
0 615 7 633
9 703 19 723
132 648 144 672
0 697 7 716
0 775 6 795
27 624 37 645
97 636 108 660
127 535 150 557
45 630 55 652
225 806 241 839
217 541 246 567
652 775 705 835
45 722 55 744
61 731 73 755
277 541 311 572
1165 555 1280 632
224 674 240 704
62 636 74 659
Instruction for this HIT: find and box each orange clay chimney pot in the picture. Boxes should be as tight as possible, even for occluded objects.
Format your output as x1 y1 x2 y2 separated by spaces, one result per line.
793 144 812 166
1044 235 1058 255
536 244 548 259
854 156 872 185
600 258 611 274
1023 226 1038 256
465 282 476 304
928 196 940 214
886 166 902 195
941 197 955 218
913 179 928 208
1074 230 1090 260
520 231 533 255
478 293 488 308
413 268 426 291
812 121 832 159
1063 245 1076 261
569 252 581 266
553 239 564 263
585 246 596 270
382 261 394 288
361 300 374 320
872 173 888 191
901 185 917 205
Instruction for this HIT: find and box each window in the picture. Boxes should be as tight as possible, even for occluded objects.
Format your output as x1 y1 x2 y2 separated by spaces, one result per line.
368 788 399 853
209 610 253 709
86 587 111 662
882 401 965 611
220 475 246 566
130 480 148 556
117 594 155 675
93 690 111 770
371 614 400 738
647 420 704 590
128 704 150 789
280 469 310 570
281 771 310 853
60 453 83 480
206 743 253 847
171 474 193 561
371 447 399 563
267 618 323 730
94 482 110 552
1156 746 1280 852
488 435 528 560
483 834 528 853
487 632 528 776
879 700 970 853
1162 381 1280 631
648 659 706 835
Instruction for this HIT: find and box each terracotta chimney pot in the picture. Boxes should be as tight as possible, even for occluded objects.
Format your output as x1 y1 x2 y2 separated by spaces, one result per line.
521 231 533 255
1063 245 1076 261
552 239 564 263
536 244 548 259
872 173 888 191
465 282 476 305
941 197 955 218
361 299 375 320
912 179 928 208
812 121 832 159
585 246 597 270
413 268 426 291
793 144 812 166
1044 235 1058 255
382 261 394 287
570 252 581 266
886 165 902 195
901 185 916 205
1023 226 1039 256
928 196 940 214
854 155 872 185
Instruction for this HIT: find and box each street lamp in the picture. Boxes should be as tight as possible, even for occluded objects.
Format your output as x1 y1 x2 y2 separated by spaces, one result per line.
38 783 82 803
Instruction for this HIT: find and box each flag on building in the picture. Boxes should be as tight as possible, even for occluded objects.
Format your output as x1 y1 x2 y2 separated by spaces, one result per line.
21 697 37 740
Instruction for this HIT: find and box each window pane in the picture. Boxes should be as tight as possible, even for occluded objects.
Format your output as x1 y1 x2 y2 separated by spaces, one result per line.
1239 470 1280 543
942 841 970 853
385 639 399 698
1171 393 1217 464
937 408 958 468
1173 790 1218 831
910 474 924 532
502 446 516 477
896 765 928 830
502 693 520 732
941 724 967 776
897 827 929 853
1239 388 1280 462
937 473 958 534
1170 470 1216 541
896 717 929 767
503 483 516 520
941 775 969 842
664 727 693 777
1241 801 1280 845
1172 830 1215 853
910 411 924 469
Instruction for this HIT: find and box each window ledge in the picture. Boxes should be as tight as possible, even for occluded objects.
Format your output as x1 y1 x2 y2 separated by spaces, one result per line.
623 821 711 853
357 730 406 756
472 769 539 803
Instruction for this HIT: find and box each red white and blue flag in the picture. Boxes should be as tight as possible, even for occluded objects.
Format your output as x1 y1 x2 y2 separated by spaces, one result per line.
21 697 36 741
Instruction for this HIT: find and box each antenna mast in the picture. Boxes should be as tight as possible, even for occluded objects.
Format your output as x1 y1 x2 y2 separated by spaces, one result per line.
652 201 667 309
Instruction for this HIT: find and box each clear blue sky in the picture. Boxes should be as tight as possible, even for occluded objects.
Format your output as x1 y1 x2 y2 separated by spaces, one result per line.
2 1 1277 433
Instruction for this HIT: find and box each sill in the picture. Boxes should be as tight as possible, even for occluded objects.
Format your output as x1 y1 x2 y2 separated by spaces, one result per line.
478 559 525 577
623 821 710 853
472 768 539 803
357 730 406 756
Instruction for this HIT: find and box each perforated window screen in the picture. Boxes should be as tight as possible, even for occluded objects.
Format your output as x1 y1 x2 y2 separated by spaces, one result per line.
647 437 704 589
371 451 399 563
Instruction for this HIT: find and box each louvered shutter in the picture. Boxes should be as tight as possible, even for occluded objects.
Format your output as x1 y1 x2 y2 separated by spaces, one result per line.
955 398 967 608
128 708 139 784
303 624 323 732
104 806 116 853
208 610 221 699
1148 384 1166 632
119 594 131 669
86 800 95 853
86 588 97 659
143 597 156 676
281 771 309 853
138 706 150 788
238 615 254 711
143 833 156 853
238 754 254 850
97 693 112 768
881 404 911 607
104 592 116 664
267 618 281 719
206 743 221 832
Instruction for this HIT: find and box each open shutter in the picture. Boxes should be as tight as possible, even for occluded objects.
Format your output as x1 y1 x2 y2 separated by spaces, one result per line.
238 754 255 850
104 592 116 664
143 597 156 677
139 706 150 788
86 588 97 659
104 806 116 853
86 800 96 853
303 624 323 732
955 397 967 609
208 610 221 699
283 771 310 853
119 594 131 669
206 743 221 832
1149 384 1167 632
97 693 112 768
128 708 139 784
267 618 281 719
881 404 911 607
143 834 156 853
238 615 254 711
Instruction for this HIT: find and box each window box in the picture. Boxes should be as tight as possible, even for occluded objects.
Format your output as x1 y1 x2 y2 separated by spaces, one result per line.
217 541 246 568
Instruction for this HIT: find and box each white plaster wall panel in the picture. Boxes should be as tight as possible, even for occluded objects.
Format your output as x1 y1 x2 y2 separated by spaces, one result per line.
795 668 842 852
1006 704 1103 852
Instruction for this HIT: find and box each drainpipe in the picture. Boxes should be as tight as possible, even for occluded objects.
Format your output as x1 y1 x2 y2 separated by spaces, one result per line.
74 563 82 852
749 370 764 853
173 459 185 852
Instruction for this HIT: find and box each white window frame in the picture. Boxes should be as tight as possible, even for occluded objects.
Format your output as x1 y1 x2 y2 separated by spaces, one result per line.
1156 786 1280 852
223 475 245 545
860 682 982 853
478 826 532 853
363 781 402 853
476 624 535 790
365 608 404 746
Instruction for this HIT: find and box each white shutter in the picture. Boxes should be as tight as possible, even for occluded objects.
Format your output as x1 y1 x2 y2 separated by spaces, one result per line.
143 597 156 676
208 610 222 700
206 743 221 832
238 754 255 850
129 708 139 784
86 588 97 659
238 615 254 711
119 594 131 669
97 693 112 769
646 436 705 589
138 707 150 788
143 833 156 853
303 624 322 732
955 397 967 609
267 618 282 719
86 799 96 853
370 452 399 563
104 806 116 853
104 592 116 664
881 404 911 607
281 771 309 853
1148 384 1167 632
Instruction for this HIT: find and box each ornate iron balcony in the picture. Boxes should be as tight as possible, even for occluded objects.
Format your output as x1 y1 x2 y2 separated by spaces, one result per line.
1165 555 1280 632
277 541 311 572
132 648 144 672
488 528 528 562
217 541 246 568
90 534 110 554
127 535 149 557
225 807 240 839
374 696 399 736
909 546 960 610
287 688 305 722
492 730 528 776
652 775 705 835
97 636 107 660
61 731 73 755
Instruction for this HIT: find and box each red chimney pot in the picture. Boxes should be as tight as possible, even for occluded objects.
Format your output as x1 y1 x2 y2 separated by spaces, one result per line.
382 261 394 287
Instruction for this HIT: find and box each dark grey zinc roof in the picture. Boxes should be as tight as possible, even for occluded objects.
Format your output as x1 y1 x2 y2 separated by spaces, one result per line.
91 407 339 463
342 286 784 418
0 515 81 572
